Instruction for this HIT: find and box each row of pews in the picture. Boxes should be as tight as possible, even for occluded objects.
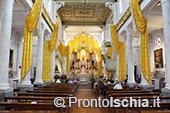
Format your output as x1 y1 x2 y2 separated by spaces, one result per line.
102 88 170 113
0 83 77 113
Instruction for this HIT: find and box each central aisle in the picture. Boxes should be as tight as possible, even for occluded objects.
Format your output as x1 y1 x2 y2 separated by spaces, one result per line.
70 86 110 113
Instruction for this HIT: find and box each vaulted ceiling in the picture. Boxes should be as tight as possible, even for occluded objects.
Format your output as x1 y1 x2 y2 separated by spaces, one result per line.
55 0 117 26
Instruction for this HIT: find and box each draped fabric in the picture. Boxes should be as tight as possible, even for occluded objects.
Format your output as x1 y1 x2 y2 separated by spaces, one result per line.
42 41 51 81
49 24 59 52
132 0 152 85
58 41 70 72
110 25 126 81
106 47 113 58
21 0 42 83
68 33 100 54
97 48 103 77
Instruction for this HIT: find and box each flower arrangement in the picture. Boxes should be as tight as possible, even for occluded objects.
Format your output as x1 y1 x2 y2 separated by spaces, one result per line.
92 65 96 69
76 59 80 62
54 74 60 80
81 64 85 67
70 65 74 69
86 59 90 62
61 74 67 79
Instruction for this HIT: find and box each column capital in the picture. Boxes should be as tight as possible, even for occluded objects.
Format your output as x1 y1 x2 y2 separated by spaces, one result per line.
45 34 51 41
161 0 170 4
56 2 65 11
126 25 132 35
40 24 46 34
142 11 150 19
105 2 114 12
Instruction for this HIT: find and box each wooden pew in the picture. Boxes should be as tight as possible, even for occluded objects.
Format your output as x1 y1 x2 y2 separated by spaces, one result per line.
110 92 160 98
0 111 58 113
18 92 70 97
141 110 170 113
105 90 150 98
0 102 65 112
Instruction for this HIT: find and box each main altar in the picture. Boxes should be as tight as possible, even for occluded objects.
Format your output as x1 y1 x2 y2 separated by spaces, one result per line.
68 33 101 85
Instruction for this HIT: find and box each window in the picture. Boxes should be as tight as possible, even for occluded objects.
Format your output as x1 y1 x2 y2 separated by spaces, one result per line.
119 0 123 14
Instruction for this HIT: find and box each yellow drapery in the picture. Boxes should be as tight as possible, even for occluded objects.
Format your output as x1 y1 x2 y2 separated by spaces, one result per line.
97 48 103 77
42 41 51 81
110 25 126 81
58 41 70 72
21 0 42 83
68 33 100 54
106 47 113 58
49 24 59 52
131 0 151 85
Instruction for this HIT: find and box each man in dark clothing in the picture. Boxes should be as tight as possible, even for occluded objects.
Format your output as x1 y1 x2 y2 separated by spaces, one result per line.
100 82 109 98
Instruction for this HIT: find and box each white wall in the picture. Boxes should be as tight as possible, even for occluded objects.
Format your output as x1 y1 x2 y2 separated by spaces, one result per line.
149 29 165 73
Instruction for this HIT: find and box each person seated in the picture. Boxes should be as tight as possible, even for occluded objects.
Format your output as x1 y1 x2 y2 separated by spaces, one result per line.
56 79 61 83
98 76 104 86
73 78 78 83
110 80 115 86
68 79 73 84
60 79 65 83
100 82 109 98
93 80 98 94
134 83 140 89
65 79 68 83
113 80 123 89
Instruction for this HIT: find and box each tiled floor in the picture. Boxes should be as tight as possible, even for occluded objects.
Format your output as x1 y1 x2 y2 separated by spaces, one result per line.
69 86 110 113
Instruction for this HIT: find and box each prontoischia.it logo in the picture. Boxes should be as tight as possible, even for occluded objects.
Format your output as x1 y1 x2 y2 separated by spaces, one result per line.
54 97 160 108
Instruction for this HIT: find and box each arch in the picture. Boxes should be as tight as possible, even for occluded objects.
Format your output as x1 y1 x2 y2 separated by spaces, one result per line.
68 33 101 54
55 52 65 73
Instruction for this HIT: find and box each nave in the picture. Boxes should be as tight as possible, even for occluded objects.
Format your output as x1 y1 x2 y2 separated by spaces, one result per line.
0 82 170 113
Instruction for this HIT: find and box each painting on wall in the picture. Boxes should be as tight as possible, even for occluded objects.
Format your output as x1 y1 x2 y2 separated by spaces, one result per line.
154 48 163 68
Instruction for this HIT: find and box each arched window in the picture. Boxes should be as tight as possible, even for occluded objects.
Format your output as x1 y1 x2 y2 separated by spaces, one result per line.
119 0 123 14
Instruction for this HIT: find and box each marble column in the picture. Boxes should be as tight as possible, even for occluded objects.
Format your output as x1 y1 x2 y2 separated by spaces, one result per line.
126 26 136 86
61 26 67 45
19 71 33 88
161 0 170 89
0 0 14 91
34 25 46 85
16 37 23 79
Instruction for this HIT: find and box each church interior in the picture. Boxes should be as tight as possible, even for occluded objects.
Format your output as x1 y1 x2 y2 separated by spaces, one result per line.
1 0 170 112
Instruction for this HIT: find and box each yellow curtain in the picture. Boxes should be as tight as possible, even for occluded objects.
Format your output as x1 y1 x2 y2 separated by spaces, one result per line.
42 41 51 81
21 0 42 83
58 41 70 72
110 25 126 81
132 0 151 85
97 48 103 77
68 33 100 54
106 47 113 58
49 24 59 52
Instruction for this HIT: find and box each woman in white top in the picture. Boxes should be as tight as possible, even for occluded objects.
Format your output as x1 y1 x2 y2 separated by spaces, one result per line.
113 80 123 89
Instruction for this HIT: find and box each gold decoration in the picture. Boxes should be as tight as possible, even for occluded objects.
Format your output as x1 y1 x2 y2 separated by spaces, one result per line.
49 24 59 52
110 25 126 81
42 41 51 81
132 0 151 85
21 0 42 83
58 41 70 72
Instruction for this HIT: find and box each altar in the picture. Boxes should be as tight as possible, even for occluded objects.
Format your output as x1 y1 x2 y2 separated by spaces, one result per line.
77 73 91 85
